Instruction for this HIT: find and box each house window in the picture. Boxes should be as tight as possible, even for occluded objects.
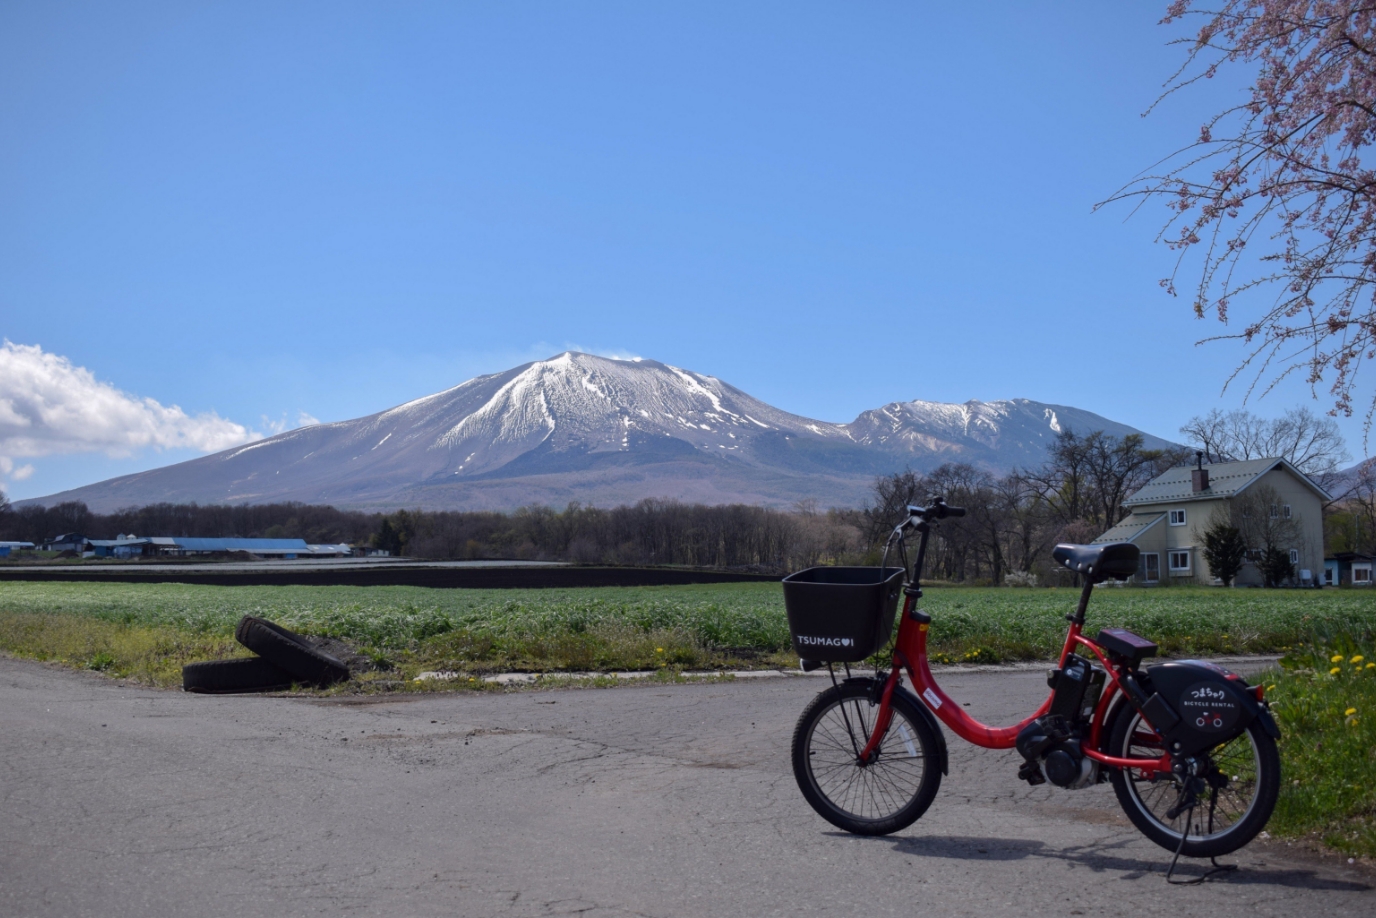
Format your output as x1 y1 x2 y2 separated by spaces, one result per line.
1245 548 1264 562
1355 565 1373 585
1142 553 1160 583
1283 504 1292 519
1270 504 1279 518
1289 549 1299 565
1169 509 1187 526
1169 550 1191 573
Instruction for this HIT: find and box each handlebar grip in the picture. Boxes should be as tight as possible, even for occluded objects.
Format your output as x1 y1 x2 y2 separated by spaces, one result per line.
906 501 966 521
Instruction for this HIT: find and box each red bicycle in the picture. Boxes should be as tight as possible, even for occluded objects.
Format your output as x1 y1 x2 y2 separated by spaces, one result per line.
786 498 1281 865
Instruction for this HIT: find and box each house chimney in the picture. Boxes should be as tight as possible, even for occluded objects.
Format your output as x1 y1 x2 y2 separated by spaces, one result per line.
1191 450 1210 492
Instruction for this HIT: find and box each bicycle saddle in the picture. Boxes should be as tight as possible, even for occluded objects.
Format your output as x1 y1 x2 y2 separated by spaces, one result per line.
1052 542 1139 582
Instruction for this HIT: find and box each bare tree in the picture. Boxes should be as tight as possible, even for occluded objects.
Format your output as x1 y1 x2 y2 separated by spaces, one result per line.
1022 430 1097 526
1232 482 1305 584
1085 431 1179 527
1180 406 1350 490
998 473 1055 573
1354 458 1376 551
1328 457 1376 553
863 468 928 548
1025 429 1183 529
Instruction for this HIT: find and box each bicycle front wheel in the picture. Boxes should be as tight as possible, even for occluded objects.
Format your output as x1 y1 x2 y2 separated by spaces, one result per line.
791 680 942 835
1107 702 1280 858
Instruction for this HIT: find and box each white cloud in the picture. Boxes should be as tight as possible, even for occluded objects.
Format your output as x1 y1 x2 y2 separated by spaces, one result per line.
0 457 34 480
0 341 260 476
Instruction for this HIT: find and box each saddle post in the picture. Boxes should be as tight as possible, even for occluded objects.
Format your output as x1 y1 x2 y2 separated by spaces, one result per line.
1068 578 1094 625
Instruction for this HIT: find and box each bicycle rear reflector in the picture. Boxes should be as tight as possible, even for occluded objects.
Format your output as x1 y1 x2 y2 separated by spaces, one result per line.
782 566 904 663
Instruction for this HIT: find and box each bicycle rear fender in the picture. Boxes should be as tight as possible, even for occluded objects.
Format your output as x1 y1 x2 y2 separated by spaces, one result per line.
1139 660 1277 756
844 677 949 775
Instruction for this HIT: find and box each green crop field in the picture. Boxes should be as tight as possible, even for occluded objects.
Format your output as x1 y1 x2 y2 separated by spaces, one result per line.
1 579 1373 678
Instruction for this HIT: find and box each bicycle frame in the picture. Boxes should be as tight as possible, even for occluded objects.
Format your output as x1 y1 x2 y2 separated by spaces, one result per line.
857 525 1172 777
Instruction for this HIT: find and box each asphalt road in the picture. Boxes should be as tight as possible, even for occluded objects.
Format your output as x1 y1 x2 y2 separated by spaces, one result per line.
2 657 1370 918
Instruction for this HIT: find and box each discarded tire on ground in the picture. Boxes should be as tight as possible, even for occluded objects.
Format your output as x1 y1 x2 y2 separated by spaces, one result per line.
182 657 295 694
235 615 350 688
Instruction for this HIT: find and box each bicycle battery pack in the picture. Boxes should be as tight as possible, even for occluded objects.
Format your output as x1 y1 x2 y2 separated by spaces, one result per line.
1047 656 1095 721
1136 660 1276 756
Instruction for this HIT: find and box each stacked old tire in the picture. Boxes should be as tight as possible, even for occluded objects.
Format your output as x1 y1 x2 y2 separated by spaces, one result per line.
182 616 350 694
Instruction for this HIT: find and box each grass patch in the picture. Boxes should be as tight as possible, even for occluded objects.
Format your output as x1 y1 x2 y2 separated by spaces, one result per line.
0 609 245 686
1261 641 1376 857
2 582 1375 685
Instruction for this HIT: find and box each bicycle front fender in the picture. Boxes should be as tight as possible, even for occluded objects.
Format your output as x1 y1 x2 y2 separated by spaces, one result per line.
847 676 949 776
900 684 950 775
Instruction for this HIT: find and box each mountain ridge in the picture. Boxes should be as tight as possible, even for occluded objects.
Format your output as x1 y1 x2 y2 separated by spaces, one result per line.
18 352 1176 512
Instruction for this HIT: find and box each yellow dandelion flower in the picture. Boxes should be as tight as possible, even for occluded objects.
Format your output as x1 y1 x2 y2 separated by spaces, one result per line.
1352 655 1365 664
656 647 664 653
1332 654 1344 663
1331 667 1342 675
1367 663 1375 669
1346 707 1358 716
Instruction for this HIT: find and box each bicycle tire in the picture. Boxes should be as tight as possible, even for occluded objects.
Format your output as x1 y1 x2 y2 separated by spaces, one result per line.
1107 701 1280 858
235 616 350 687
182 657 295 694
791 681 942 835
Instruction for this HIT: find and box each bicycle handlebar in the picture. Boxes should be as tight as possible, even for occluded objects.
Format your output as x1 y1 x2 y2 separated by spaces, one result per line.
885 498 966 587
904 497 966 526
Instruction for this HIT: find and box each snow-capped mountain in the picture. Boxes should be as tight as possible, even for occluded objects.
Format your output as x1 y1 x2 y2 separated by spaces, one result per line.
23 353 1174 512
847 398 1177 470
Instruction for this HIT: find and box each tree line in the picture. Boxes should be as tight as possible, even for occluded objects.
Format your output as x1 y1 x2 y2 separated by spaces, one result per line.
0 493 865 572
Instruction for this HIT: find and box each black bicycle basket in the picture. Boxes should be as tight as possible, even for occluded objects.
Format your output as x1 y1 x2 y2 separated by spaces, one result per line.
781 566 905 663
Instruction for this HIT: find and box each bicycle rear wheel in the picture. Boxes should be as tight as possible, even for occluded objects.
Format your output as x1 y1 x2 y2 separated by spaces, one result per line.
791 681 941 835
1107 702 1279 858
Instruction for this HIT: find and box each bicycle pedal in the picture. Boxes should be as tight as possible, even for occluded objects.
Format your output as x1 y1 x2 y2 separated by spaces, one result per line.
1017 761 1045 786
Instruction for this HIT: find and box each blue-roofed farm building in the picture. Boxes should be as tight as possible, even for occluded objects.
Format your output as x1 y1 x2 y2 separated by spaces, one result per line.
73 537 353 559
0 541 36 558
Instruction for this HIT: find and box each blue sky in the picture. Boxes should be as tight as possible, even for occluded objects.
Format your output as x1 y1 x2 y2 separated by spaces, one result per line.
1 1 1366 501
